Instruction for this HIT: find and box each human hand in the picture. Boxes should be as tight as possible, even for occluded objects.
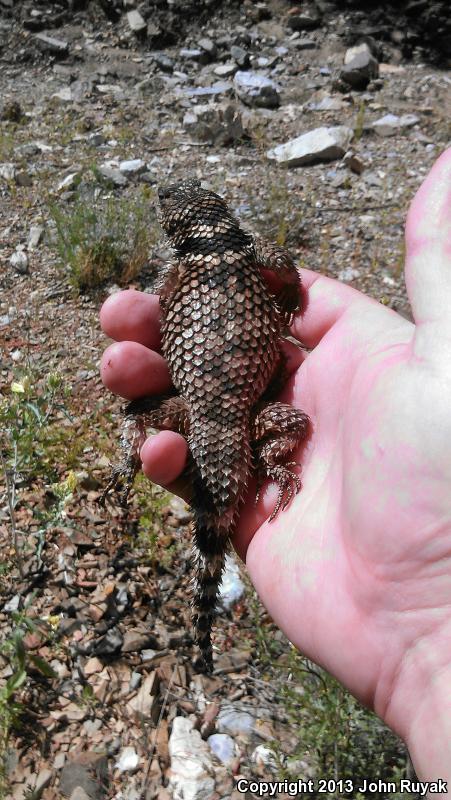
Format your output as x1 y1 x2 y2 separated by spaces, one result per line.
100 149 451 784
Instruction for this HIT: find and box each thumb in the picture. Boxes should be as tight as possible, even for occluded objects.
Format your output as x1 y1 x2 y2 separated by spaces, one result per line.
405 148 451 353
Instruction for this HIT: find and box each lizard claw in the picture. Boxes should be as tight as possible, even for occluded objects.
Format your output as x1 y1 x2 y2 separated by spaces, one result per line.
267 465 302 521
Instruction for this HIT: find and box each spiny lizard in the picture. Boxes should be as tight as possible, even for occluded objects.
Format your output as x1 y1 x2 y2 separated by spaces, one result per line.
103 179 309 673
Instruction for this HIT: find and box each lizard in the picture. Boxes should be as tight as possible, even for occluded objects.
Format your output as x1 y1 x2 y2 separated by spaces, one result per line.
102 179 310 673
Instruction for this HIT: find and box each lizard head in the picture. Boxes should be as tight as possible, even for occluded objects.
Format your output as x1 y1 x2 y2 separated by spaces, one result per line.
157 179 238 250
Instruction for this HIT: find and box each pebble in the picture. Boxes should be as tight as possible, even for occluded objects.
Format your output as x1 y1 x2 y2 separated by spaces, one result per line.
372 113 420 136
127 10 146 33
234 70 280 109
267 125 353 167
115 747 139 773
168 717 215 800
208 733 236 765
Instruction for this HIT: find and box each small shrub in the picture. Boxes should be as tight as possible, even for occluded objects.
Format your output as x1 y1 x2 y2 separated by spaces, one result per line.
48 184 158 292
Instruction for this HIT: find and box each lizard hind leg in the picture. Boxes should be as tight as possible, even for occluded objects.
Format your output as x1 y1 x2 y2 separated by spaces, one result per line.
100 394 190 506
252 401 309 521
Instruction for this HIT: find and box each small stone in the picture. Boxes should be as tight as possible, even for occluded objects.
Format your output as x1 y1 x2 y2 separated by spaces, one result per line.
9 250 29 274
119 159 146 176
35 768 52 792
15 171 32 187
115 746 139 773
372 113 419 136
93 626 123 657
340 43 378 90
230 45 250 68
208 734 236 765
1 100 22 122
286 11 320 31
52 87 73 102
57 172 80 192
168 717 215 800
217 706 255 736
69 789 91 800
0 163 16 181
122 629 158 652
154 53 174 73
83 657 103 676
198 37 217 60
267 126 353 167
183 103 244 146
35 33 69 56
127 672 159 717
214 63 237 78
234 70 280 109
97 165 127 187
54 752 66 769
127 10 146 34
343 150 364 174
28 225 44 249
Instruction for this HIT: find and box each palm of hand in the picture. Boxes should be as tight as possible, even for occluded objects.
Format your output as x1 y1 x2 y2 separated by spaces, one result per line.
244 289 451 725
100 149 451 742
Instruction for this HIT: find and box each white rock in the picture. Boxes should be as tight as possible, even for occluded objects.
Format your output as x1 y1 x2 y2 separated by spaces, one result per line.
216 705 255 736
127 10 146 33
119 159 146 175
28 225 44 250
344 42 373 65
168 717 215 800
57 172 80 192
234 70 280 108
0 163 16 180
267 126 353 167
372 113 419 137
9 249 28 273
207 733 236 765
115 746 139 772
251 744 277 767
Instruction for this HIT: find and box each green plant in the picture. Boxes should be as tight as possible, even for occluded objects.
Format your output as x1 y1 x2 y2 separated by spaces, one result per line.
0 603 56 798
354 101 366 141
47 185 158 292
0 370 76 573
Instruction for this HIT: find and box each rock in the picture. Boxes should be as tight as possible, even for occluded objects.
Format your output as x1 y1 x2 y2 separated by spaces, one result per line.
343 150 365 174
218 555 245 609
15 171 32 187
294 38 317 50
214 63 237 78
208 734 236 765
97 165 127 187
83 657 103 676
217 705 255 736
154 53 175 73
57 172 81 192
60 752 108 800
121 628 159 652
234 71 280 109
372 113 420 136
35 33 69 56
9 249 29 274
183 103 244 145
267 126 353 167
70 789 91 800
92 626 123 656
28 225 44 250
127 10 146 34
168 717 215 800
127 671 159 717
340 44 379 90
286 10 321 30
198 37 217 61
115 746 139 773
119 159 146 176
181 82 233 98
308 94 344 111
35 768 52 793
0 163 16 181
251 744 277 767
180 48 203 62
230 45 250 68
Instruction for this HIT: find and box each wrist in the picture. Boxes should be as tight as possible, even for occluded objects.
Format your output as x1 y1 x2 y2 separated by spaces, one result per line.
379 622 451 787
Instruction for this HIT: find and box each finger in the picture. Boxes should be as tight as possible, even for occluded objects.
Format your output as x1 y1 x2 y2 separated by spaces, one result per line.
100 341 171 400
100 289 161 350
293 268 375 348
405 148 451 333
141 431 188 486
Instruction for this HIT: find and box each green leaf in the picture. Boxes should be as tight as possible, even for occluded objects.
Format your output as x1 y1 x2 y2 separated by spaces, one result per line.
5 669 27 695
29 654 57 678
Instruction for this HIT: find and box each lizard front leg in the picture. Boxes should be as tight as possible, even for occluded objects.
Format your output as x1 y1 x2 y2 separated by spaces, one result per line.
253 236 302 324
101 395 190 505
251 401 309 520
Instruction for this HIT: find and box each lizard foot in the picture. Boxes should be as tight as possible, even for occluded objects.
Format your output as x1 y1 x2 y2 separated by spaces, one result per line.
266 464 302 521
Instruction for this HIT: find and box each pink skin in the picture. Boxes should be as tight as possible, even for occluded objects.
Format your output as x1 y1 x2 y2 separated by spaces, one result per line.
101 150 451 785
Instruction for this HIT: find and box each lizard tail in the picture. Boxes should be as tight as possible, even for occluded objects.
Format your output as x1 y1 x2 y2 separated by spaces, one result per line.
190 535 228 674
189 419 251 673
